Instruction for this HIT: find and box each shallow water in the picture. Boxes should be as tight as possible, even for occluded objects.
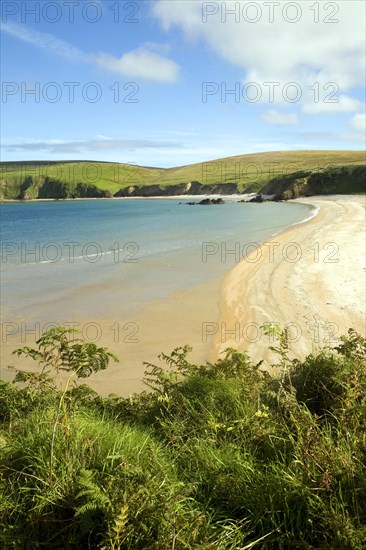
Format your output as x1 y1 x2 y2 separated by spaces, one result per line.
1 198 314 324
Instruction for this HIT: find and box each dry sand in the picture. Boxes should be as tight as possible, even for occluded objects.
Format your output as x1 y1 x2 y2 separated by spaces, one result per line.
214 195 366 370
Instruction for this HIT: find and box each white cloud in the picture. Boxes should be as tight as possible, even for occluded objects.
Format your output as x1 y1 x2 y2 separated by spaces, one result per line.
1 22 180 83
351 113 366 132
2 138 184 154
95 48 180 83
152 0 365 109
261 110 299 125
302 95 364 115
0 21 88 62
96 134 113 140
339 113 366 143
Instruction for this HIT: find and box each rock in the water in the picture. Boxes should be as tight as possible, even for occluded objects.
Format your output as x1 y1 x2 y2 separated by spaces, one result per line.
186 198 225 205
198 198 211 205
197 198 225 205
249 194 266 203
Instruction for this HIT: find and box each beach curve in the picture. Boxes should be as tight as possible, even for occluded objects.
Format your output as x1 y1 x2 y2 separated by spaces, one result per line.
213 195 366 369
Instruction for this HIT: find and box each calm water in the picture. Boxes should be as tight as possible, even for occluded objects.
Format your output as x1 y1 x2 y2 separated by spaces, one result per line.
0 198 314 323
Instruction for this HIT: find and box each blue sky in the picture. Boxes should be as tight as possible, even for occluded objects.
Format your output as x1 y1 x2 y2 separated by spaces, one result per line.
1 0 365 167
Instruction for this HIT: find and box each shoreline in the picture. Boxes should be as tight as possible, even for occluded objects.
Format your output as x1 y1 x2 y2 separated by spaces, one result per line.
213 195 366 369
0 194 256 203
1 195 364 396
0 276 224 397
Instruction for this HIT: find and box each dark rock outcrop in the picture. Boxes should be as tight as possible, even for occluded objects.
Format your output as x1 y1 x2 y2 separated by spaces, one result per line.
199 198 224 205
186 198 225 205
249 194 266 203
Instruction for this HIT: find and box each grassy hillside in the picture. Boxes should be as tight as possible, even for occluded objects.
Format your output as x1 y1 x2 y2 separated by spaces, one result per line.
1 326 365 548
1 151 365 199
151 150 366 189
0 160 164 198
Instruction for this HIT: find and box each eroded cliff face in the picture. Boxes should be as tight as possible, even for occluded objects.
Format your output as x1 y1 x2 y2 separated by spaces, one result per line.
260 166 366 199
114 181 240 197
0 175 111 200
2 165 364 200
114 166 366 199
115 182 191 197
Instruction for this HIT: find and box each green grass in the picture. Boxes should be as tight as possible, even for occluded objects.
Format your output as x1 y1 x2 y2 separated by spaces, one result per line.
0 160 163 196
1 150 365 196
1 328 365 548
151 150 366 189
0 408 211 548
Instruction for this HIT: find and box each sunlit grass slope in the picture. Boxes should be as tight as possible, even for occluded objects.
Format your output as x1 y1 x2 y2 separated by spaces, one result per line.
1 150 364 195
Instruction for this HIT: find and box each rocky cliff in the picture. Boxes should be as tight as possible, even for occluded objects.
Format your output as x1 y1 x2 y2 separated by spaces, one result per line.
261 165 366 199
1 165 364 200
114 181 240 197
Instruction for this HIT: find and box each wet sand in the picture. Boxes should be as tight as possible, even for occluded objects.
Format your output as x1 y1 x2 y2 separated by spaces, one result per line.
1 276 223 397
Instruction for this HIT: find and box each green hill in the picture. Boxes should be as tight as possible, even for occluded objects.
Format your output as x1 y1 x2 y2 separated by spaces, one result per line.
0 160 164 199
148 150 366 189
1 150 365 199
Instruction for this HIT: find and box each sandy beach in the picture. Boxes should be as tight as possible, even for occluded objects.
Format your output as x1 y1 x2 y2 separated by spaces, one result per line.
214 195 366 369
53 194 366 393
1 195 365 396
0 275 224 397
79 275 223 396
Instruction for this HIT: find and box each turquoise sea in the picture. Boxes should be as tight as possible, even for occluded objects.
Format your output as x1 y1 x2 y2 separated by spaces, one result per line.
1 198 315 325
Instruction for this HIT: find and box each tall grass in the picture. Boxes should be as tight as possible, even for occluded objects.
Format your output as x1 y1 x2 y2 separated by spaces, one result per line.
0 406 215 548
1 329 365 548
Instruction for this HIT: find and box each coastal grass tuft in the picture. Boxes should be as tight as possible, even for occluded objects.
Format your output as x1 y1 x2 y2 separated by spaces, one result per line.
1 327 365 548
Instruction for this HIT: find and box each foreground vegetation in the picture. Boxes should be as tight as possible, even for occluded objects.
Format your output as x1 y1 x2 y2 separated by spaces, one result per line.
0 326 365 548
1 150 365 199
